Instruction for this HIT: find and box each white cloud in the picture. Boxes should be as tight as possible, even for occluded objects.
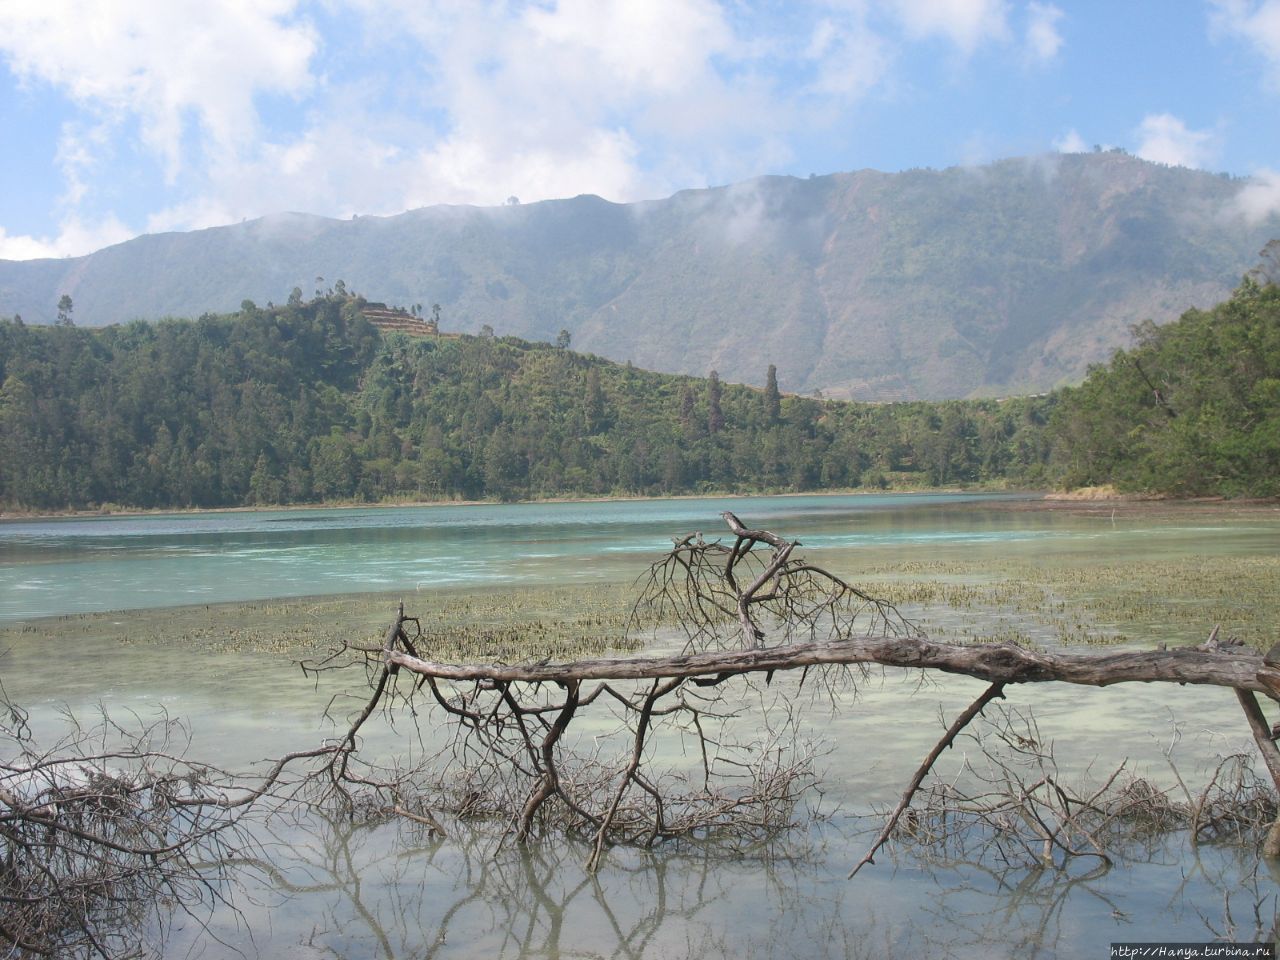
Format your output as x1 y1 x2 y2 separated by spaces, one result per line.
1133 113 1218 169
1210 0 1280 89
409 129 646 210
335 0 818 208
806 13 892 99
145 120 416 232
51 216 136 256
1053 128 1088 153
7 0 826 254
1234 168 1280 222
0 0 1089 260
1024 2 1064 63
522 0 731 96
0 0 317 180
0 229 59 261
887 0 1011 55
140 55 655 231
0 216 133 261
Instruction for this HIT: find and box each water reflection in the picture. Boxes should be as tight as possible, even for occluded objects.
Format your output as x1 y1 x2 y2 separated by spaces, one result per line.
201 812 830 960
167 807 1277 960
6 639 1276 959
909 844 1278 960
6 495 1280 958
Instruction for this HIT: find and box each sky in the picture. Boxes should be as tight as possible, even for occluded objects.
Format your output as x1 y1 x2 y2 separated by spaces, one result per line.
2 0 1280 261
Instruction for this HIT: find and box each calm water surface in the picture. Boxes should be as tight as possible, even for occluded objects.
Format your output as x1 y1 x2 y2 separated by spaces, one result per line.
3 493 1278 958
5 491 1278 621
2 493 1032 620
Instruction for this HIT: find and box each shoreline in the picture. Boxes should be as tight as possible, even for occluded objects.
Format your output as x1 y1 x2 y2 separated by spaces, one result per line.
0 484 1044 523
3 486 1277 525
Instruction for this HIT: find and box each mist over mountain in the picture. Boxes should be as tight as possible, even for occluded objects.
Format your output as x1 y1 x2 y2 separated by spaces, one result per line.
2 152 1275 400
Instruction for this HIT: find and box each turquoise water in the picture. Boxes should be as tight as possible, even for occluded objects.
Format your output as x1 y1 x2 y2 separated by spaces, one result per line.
6 491 1278 622
4 492 1280 958
1 493 1030 620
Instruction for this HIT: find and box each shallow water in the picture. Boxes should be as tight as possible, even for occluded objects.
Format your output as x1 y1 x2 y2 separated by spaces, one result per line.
3 493 1279 958
1 493 1035 620
9 491 1279 622
11 635 1263 960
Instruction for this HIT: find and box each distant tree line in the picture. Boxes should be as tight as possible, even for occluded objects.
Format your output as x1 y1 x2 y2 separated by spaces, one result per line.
2 277 1276 511
0 293 1057 510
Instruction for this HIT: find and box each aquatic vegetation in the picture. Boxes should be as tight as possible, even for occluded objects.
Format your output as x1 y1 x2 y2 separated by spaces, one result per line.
843 554 1280 650
895 706 1279 867
0 584 646 661
0 699 273 959
5 552 1276 659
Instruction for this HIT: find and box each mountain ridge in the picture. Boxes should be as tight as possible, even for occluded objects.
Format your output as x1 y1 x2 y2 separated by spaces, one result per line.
2 152 1275 400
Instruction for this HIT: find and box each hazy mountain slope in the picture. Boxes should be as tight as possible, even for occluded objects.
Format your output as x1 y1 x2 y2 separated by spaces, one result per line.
1 152 1274 400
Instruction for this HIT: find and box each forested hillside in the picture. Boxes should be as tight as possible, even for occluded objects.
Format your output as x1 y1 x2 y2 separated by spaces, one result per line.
1048 275 1280 498
0 295 1052 511
3 153 1276 400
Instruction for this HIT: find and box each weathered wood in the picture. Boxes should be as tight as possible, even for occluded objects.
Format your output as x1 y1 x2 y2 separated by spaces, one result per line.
387 636 1268 692
340 515 1280 869
514 679 580 841
720 510 793 647
390 804 448 837
849 681 1007 877
1258 642 1280 699
1233 688 1280 857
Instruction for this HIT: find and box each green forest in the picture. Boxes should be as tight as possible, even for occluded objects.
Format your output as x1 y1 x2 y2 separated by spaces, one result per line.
0 278 1277 511
1049 275 1280 497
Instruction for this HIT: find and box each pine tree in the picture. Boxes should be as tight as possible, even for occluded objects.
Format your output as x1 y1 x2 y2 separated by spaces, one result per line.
707 371 725 434
764 364 782 423
56 295 75 327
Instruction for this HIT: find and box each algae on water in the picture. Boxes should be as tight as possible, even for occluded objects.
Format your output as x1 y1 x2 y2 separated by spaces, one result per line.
6 554 1278 659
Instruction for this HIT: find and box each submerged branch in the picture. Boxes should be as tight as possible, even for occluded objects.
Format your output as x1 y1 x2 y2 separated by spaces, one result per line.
287 514 1280 880
849 681 1007 877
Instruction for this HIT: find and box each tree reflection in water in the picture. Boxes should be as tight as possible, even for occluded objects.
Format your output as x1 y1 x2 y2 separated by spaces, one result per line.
877 835 1278 959
169 805 1276 960
189 806 892 959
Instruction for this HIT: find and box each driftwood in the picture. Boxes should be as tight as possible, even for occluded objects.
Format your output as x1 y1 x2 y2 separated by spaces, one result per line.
21 511 1272 956
316 513 1280 874
0 689 342 959
385 636 1270 690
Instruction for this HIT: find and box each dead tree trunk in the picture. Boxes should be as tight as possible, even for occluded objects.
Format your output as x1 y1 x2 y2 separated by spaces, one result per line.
383 636 1271 691
316 513 1280 872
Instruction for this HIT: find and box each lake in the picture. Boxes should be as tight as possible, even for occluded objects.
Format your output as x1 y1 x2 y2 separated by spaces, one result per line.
1 492 1051 620
2 492 1278 958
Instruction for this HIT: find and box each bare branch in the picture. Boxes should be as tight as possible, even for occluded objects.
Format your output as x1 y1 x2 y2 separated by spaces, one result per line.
849 681 1007 877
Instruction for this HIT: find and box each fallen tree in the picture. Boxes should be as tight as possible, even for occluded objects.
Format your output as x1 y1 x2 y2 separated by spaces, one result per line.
312 512 1280 871
12 512 1277 954
0 682 351 958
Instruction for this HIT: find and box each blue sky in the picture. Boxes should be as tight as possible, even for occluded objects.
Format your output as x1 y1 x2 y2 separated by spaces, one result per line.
2 0 1279 259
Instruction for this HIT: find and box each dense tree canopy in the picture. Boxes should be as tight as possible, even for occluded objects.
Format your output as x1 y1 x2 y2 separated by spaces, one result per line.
0 294 1052 510
4 278 1276 512
1047 279 1280 497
